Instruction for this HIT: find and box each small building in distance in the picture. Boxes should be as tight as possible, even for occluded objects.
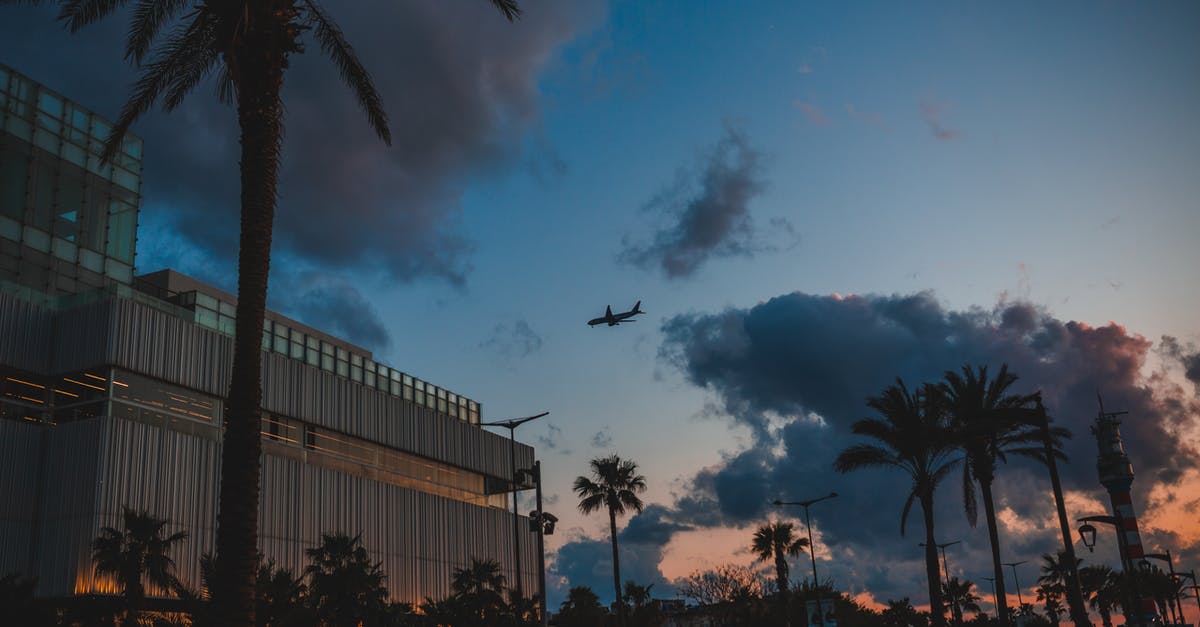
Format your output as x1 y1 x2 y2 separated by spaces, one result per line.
0 63 538 605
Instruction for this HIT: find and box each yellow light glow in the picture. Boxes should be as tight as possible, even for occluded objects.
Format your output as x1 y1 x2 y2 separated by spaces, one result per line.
63 377 105 391
8 377 45 389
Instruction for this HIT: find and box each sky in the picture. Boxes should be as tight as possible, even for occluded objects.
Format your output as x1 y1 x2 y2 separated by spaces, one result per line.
4 0 1200 619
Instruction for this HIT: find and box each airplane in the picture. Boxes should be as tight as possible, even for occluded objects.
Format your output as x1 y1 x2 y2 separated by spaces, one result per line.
588 301 644 327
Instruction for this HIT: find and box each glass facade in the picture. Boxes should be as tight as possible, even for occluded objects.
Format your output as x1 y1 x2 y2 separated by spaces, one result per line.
0 64 141 295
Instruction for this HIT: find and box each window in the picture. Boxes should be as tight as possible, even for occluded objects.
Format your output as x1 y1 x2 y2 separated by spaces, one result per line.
112 370 218 423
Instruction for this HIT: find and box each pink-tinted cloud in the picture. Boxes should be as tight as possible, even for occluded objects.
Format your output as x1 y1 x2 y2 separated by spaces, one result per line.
794 100 830 126
920 98 961 141
846 103 883 126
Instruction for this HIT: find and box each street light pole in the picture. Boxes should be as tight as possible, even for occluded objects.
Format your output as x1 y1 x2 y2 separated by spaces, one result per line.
1003 561 1028 610
1078 515 1144 626
920 540 961 624
482 411 549 599
775 492 838 626
1144 551 1183 624
983 577 998 618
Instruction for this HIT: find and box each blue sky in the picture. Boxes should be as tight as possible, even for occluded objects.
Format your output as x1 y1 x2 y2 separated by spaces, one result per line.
4 0 1199 612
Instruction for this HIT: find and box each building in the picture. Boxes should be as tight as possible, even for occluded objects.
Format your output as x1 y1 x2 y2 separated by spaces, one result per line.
0 63 539 605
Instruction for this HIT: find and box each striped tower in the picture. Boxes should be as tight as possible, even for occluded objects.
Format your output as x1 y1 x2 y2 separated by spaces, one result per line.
1092 400 1158 625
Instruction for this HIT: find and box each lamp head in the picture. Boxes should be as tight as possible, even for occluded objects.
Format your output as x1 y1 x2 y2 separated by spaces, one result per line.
1078 523 1097 552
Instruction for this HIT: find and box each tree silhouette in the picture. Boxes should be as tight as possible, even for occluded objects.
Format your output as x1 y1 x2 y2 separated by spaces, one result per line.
1079 565 1121 627
942 577 981 623
881 597 928 627
574 454 647 627
255 557 312 627
751 520 809 619
0 1 521 622
557 586 609 627
940 363 1041 626
0 573 55 626
304 532 388 626
835 380 957 627
450 557 508 625
91 506 188 624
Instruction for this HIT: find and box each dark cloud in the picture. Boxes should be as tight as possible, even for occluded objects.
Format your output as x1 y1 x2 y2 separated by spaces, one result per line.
535 423 572 456
549 505 686 606
620 123 779 279
651 290 1199 603
0 1 601 287
919 98 961 141
480 319 545 360
1160 336 1200 393
272 271 391 351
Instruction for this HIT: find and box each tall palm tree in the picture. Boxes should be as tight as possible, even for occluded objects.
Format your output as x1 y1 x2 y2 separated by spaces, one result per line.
834 379 957 627
304 532 388 627
451 557 508 625
1079 565 1121 627
750 520 809 613
1038 550 1081 593
574 454 647 627
940 363 1040 625
5 1 522 623
91 506 188 623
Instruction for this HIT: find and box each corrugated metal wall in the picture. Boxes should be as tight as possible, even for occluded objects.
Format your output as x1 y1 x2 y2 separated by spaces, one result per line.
1 291 544 601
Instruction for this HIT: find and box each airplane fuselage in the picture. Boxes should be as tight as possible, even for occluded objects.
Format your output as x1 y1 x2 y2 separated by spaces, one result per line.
588 302 643 327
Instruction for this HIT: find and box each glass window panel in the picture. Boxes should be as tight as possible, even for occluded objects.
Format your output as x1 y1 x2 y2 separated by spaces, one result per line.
290 341 304 360
112 370 217 422
336 347 348 361
217 315 235 336
350 366 363 382
321 354 334 371
273 334 288 354
350 354 362 367
335 360 348 377
218 300 236 317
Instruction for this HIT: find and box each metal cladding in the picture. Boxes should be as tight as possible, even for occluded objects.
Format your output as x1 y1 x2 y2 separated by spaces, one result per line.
0 288 541 602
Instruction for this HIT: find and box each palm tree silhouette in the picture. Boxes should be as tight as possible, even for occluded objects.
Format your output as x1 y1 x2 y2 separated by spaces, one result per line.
304 532 388 627
451 557 508 625
1079 565 1121 627
751 520 809 615
91 506 188 624
940 363 1040 625
6 1 521 622
942 577 982 621
573 454 647 627
834 379 956 627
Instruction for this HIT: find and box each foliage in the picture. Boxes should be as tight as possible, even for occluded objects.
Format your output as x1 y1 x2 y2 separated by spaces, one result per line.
1078 565 1121 627
448 557 508 626
943 577 982 621
751 520 809 605
0 573 55 626
881 597 928 627
91 506 188 623
304 533 389 626
556 586 610 627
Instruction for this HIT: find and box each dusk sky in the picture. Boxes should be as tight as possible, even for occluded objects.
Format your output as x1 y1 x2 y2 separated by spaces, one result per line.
4 0 1199 618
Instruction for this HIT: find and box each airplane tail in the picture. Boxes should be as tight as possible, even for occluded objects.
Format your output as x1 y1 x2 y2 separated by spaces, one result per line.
632 300 642 314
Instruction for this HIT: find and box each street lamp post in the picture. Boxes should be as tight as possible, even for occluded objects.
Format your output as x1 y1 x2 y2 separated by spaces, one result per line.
1176 571 1199 623
482 411 549 599
1078 515 1149 626
1003 561 1028 610
920 540 961 624
1144 551 1183 624
521 461 557 627
775 492 839 626
983 577 998 618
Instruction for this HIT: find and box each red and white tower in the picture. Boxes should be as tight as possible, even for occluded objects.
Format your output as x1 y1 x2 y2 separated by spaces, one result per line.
1092 399 1158 625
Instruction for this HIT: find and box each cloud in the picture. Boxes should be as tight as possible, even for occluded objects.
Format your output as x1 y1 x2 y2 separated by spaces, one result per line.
846 103 884 127
536 423 572 456
0 1 602 288
651 290 1200 603
620 123 780 279
271 271 392 351
480 319 545 360
549 505 687 606
590 428 613 449
794 101 830 126
919 98 961 141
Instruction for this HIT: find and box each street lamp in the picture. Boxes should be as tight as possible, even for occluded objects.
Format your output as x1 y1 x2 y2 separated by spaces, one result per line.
982 577 998 617
1078 515 1149 626
1144 551 1184 624
1002 561 1028 609
919 540 961 624
775 492 838 626
1078 523 1098 551
482 411 549 599
520 460 555 627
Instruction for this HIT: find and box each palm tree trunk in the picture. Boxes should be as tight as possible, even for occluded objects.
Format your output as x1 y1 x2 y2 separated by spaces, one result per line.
609 506 626 627
210 12 287 625
921 493 947 627
980 480 1010 625
775 553 790 623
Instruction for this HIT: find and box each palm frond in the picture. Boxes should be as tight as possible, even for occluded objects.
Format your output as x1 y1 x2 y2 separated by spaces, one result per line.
302 0 391 145
58 0 128 32
125 0 192 64
833 443 898 473
103 10 214 162
487 0 521 21
962 460 978 527
899 490 917 536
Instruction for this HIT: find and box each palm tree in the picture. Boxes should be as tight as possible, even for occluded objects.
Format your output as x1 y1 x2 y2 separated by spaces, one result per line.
574 454 648 627
942 577 982 621
557 586 609 627
4 1 522 623
91 506 188 623
940 363 1040 625
1079 565 1121 627
304 532 388 627
451 557 508 625
834 379 957 627
1037 582 1065 626
750 520 809 616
